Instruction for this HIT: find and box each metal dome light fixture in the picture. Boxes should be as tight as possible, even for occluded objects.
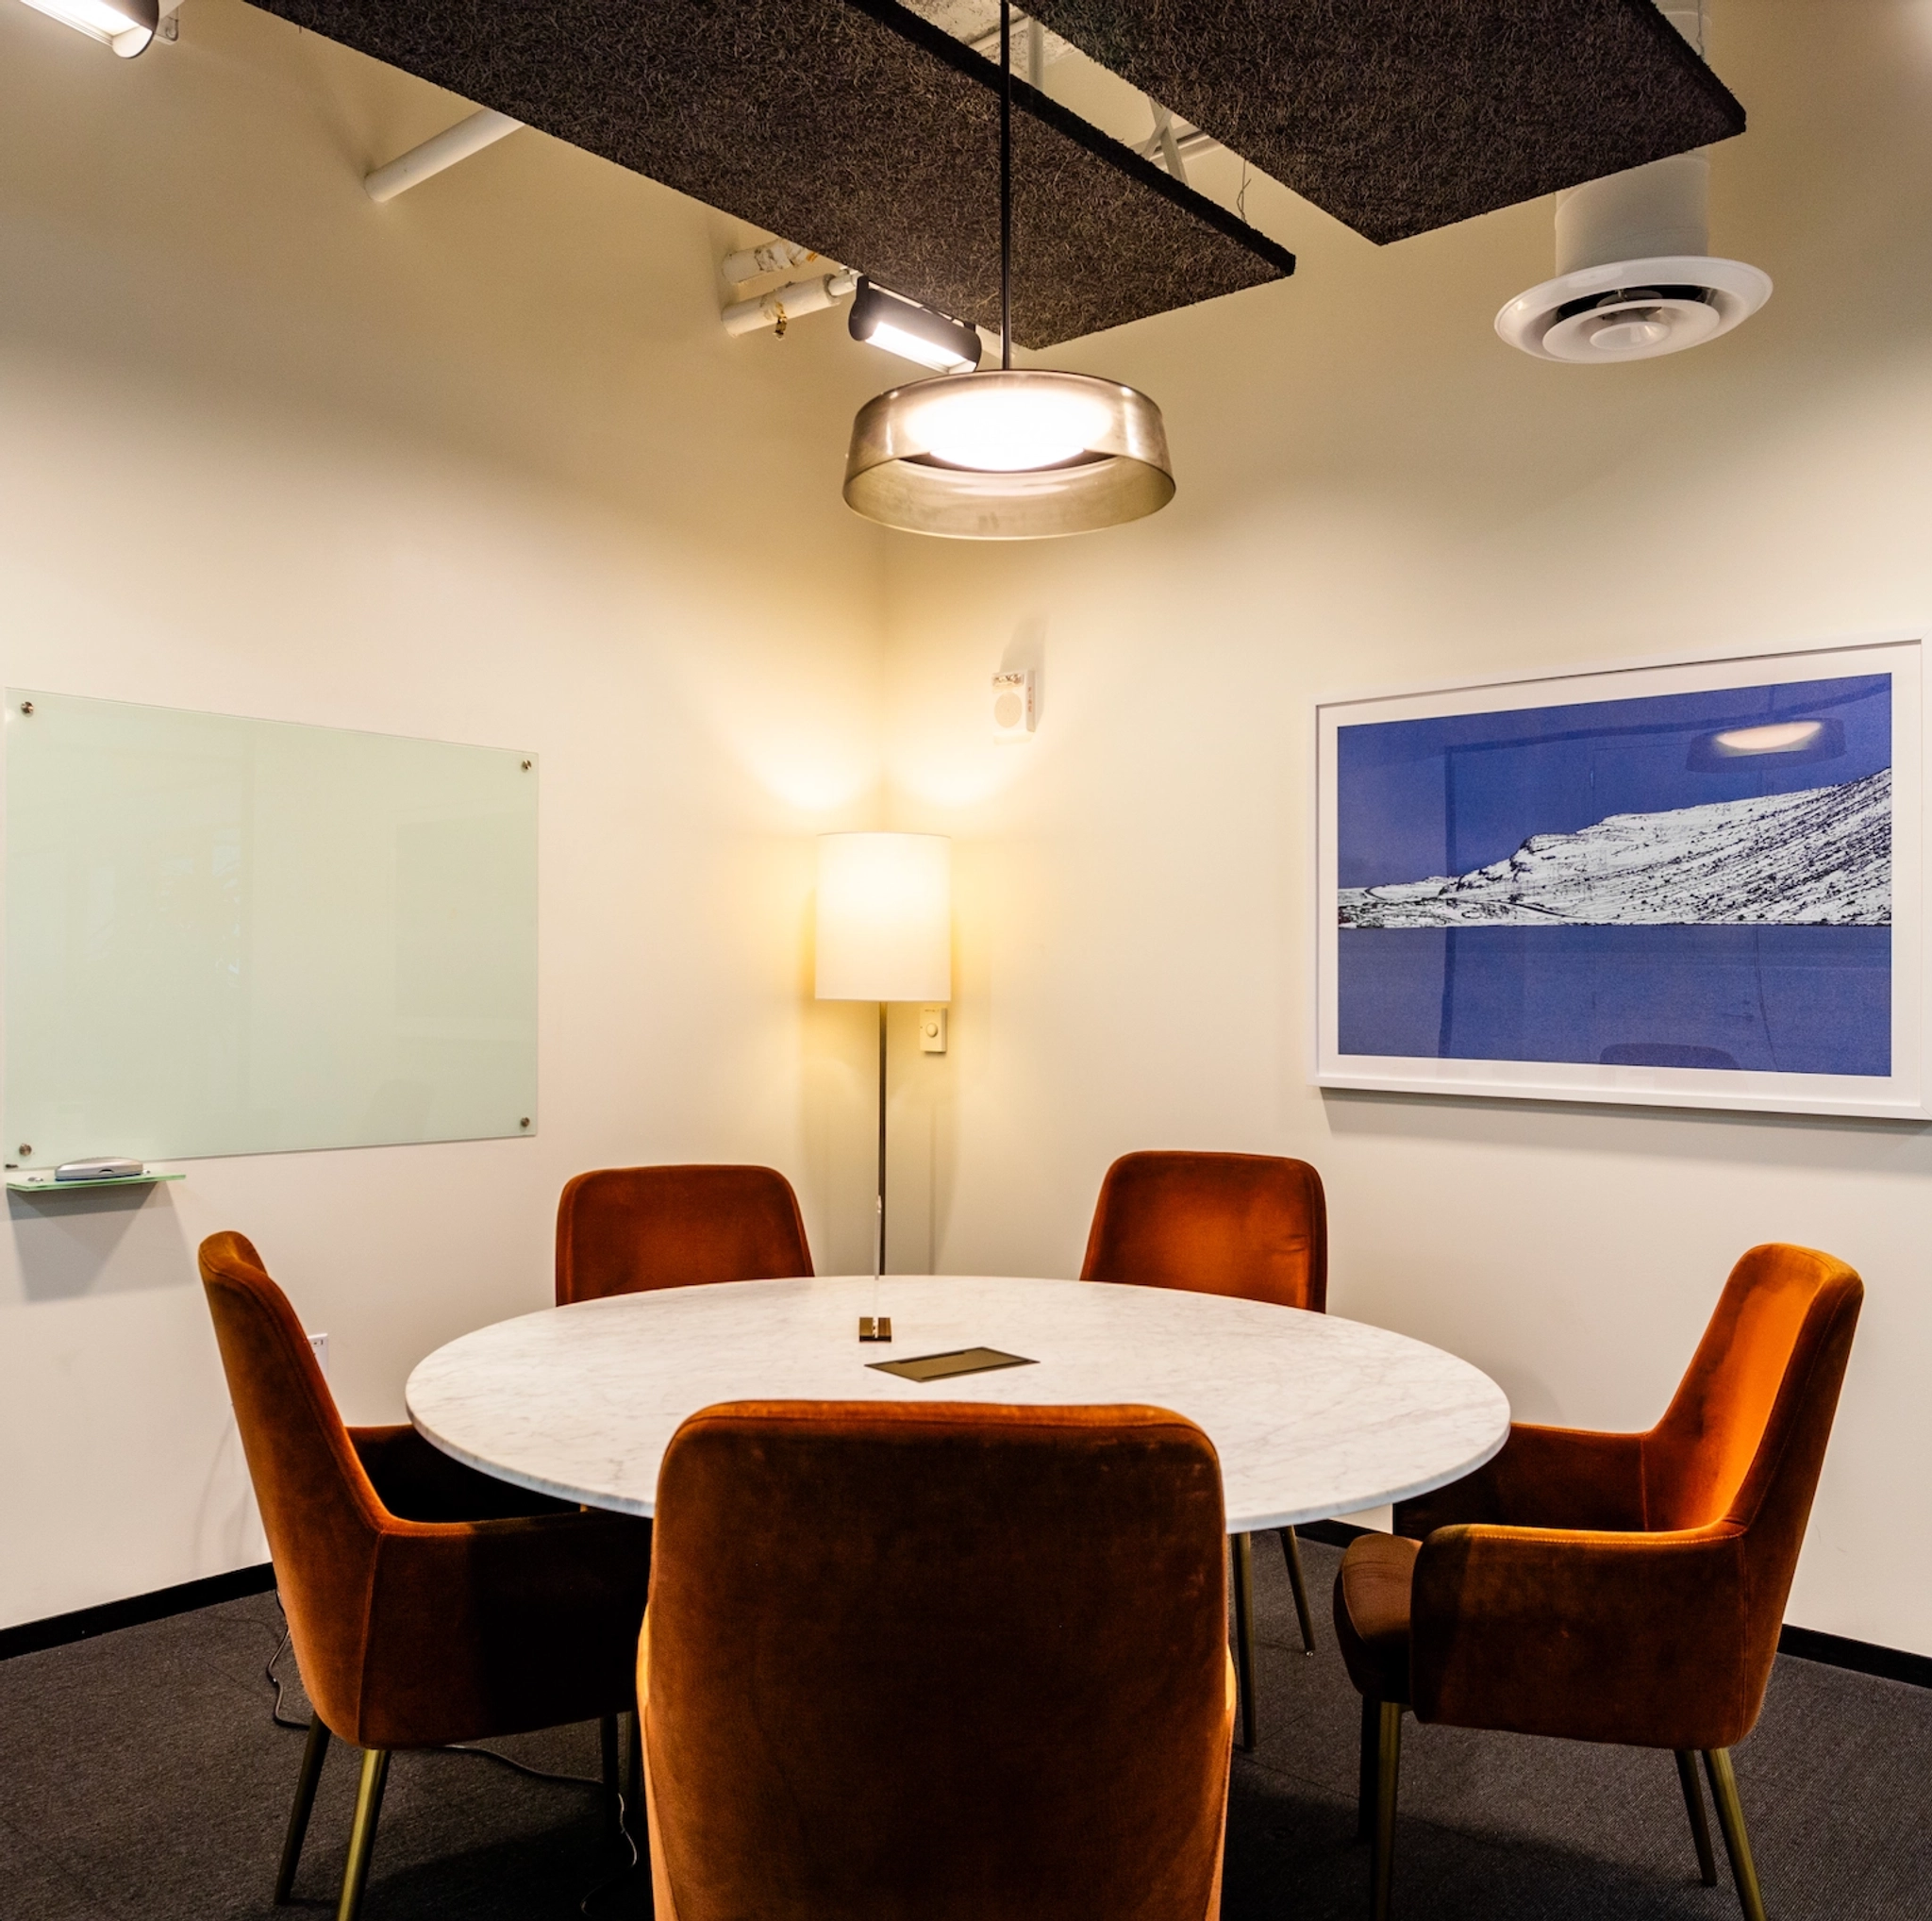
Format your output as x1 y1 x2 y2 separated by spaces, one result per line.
842 0 1174 540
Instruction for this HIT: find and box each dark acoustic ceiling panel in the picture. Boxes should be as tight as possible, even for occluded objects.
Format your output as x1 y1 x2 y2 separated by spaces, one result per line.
1022 0 1747 245
248 0 1293 348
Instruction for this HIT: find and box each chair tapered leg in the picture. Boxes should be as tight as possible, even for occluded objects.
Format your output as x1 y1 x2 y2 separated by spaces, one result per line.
600 1714 622 1839
1232 1532 1257 1751
1280 1527 1316 1655
626 1710 644 1843
336 1747 391 1921
1371 1702 1404 1921
1357 1694 1379 1842
275 1717 332 1903
1674 1748 1719 1886
1703 1748 1769 1921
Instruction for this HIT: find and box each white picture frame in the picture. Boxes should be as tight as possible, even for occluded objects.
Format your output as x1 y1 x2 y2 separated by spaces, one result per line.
1311 632 1923 1120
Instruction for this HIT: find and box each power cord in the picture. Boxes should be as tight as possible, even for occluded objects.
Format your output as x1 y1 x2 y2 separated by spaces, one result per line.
265 1592 641 1913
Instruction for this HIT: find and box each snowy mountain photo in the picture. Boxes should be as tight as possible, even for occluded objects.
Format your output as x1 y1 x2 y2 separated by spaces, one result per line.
1338 769 1890 929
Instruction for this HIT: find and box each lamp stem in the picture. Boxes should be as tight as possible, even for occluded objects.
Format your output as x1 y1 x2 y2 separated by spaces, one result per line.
874 1000 888 1287
999 0 1012 370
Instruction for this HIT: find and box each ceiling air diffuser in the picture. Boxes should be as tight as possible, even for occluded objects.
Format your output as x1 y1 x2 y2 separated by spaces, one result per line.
1495 6 1768 363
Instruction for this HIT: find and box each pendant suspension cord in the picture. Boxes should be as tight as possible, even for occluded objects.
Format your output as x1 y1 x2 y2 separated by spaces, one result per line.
999 0 1012 370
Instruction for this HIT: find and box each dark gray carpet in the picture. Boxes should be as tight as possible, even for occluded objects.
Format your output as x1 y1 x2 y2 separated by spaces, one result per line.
1 1537 1926 1919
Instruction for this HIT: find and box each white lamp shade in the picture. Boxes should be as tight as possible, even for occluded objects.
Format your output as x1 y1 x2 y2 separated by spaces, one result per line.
815 832 951 1002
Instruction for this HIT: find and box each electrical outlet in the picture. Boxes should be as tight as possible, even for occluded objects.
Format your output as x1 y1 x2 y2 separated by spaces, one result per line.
308 1332 329 1378
919 1006 948 1054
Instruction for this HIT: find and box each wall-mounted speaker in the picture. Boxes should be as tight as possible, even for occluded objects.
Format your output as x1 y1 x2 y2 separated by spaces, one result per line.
992 669 1036 743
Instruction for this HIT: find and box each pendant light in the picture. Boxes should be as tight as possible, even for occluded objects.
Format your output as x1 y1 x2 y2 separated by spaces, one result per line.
842 0 1174 540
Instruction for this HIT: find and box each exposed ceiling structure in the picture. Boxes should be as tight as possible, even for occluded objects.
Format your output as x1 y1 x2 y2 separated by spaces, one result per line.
247 0 1295 350
1015 0 1746 245
248 0 1745 343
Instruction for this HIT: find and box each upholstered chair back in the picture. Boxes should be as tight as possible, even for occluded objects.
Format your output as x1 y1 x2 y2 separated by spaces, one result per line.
1641 1242 1864 1687
1403 1242 1863 1751
1643 1242 1862 1533
555 1163 813 1305
203 1230 652 1754
1080 1150 1327 1311
641 1400 1233 1921
200 1230 390 1740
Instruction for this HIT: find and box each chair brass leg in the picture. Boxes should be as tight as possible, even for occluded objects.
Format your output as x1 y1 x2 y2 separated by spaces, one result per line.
1280 1527 1316 1655
600 1713 622 1839
626 1709 644 1843
1703 1748 1769 1921
275 1717 331 1903
1674 1748 1718 1886
336 1747 391 1921
1357 1694 1379 1842
1231 1532 1257 1751
1371 1701 1403 1921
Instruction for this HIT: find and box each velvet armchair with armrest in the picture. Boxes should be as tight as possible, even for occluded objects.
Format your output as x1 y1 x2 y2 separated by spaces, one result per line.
1335 1241 1864 1921
200 1231 653 1921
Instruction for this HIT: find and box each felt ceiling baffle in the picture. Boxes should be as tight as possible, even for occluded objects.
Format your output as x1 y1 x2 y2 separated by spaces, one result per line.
245 0 1294 348
1020 0 1747 244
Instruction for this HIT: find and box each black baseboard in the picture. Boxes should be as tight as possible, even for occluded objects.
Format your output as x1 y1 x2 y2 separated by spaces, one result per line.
0 1563 275 1662
1298 1518 1369 1549
1289 1521 1931 1690
8 1542 1931 1693
1776 1624 1932 1690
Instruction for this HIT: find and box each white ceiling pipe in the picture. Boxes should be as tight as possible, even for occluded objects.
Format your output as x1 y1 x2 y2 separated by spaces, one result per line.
722 270 859 337
722 239 830 284
364 109 521 204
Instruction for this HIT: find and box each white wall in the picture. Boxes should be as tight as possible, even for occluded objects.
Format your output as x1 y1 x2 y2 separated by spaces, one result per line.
0 0 893 1628
880 0 1932 1652
10 0 1930 1658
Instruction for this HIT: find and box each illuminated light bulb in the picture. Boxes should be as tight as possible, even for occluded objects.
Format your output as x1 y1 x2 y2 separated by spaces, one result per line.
914 379 1113 472
19 0 158 55
1712 721 1824 755
861 318 976 376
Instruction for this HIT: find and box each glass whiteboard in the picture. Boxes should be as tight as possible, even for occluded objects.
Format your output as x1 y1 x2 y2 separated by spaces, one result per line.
6 692 537 1167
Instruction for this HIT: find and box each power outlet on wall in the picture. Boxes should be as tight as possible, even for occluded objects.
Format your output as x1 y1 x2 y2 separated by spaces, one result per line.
308 1331 329 1378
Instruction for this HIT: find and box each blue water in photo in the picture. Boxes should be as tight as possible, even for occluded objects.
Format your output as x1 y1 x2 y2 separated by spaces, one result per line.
1335 673 1892 1076
1338 926 1890 1076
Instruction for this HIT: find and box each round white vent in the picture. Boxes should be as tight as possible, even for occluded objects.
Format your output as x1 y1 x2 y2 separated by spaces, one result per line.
1496 255 1772 363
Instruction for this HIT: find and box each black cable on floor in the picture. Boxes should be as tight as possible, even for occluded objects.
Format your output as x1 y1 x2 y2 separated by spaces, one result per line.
265 1591 641 1913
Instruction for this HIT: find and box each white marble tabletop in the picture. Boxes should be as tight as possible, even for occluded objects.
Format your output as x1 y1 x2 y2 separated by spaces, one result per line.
406 1275 1509 1534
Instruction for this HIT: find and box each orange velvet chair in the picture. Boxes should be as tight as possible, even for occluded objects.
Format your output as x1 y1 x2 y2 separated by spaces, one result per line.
555 1162 813 1305
1334 1243 1864 1921
200 1232 653 1921
640 1399 1237 1921
1081 1148 1328 1745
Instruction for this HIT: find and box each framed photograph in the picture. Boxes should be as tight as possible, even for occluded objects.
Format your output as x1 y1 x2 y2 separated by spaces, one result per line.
1312 634 1922 1119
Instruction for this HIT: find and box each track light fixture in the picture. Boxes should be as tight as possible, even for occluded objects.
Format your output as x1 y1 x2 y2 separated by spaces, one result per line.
842 0 1174 540
19 0 158 56
849 279 983 376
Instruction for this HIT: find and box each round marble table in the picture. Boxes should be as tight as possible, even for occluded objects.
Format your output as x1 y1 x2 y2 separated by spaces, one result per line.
407 1275 1509 1534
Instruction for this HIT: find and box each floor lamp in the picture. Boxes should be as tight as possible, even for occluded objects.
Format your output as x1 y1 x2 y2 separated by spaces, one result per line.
815 832 952 1342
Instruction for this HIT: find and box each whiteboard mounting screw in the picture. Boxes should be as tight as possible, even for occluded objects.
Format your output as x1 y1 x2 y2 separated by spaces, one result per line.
19 701 32 715
520 760 531 771
519 1117 530 1128
17 1144 30 1157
